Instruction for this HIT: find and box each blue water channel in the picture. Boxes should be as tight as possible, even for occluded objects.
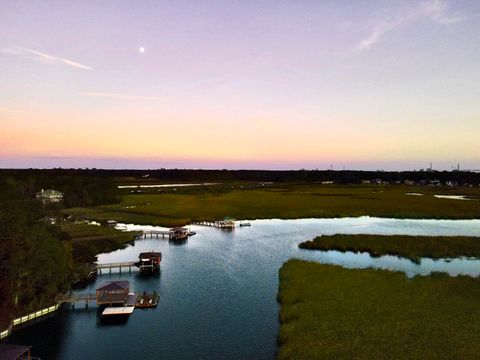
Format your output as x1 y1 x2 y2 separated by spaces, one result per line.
7 217 480 359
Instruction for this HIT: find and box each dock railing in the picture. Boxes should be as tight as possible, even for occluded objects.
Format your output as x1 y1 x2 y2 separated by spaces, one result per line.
0 303 61 340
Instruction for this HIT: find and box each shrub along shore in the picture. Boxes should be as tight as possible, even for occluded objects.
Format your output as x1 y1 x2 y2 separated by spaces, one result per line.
278 260 480 360
299 234 480 262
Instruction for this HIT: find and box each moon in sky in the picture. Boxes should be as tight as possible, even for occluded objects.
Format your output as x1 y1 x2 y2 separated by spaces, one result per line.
139 47 145 53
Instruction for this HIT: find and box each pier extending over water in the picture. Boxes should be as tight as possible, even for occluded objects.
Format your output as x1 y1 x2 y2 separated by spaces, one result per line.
133 227 189 241
95 261 137 274
192 219 235 229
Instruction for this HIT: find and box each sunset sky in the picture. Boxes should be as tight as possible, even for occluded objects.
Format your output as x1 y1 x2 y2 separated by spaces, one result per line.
1 0 479 170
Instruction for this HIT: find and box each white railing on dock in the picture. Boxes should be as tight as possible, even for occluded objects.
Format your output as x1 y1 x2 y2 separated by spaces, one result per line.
191 220 236 228
94 261 138 275
134 230 172 239
1 303 60 340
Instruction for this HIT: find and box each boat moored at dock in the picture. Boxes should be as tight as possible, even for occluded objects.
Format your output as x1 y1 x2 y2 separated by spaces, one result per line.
136 291 159 308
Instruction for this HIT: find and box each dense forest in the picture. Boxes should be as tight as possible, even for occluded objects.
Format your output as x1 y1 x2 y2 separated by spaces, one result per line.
0 172 119 328
0 179 71 327
0 169 119 207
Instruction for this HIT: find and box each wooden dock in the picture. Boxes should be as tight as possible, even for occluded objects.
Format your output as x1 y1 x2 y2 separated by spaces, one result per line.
55 292 97 306
134 230 172 240
192 220 236 229
136 291 159 308
134 228 189 241
95 261 137 274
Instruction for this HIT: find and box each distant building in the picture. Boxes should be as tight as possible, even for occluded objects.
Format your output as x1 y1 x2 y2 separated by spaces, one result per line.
446 181 458 187
36 189 63 204
361 180 371 184
40 216 57 225
404 180 416 186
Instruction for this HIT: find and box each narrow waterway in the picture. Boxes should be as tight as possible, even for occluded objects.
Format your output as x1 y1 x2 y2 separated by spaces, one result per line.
8 217 480 359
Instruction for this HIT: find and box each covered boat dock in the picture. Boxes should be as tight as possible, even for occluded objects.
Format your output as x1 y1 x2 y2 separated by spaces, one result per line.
0 344 34 360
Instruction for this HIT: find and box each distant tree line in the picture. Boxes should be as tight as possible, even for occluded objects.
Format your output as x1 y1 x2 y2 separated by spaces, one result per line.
1 168 479 186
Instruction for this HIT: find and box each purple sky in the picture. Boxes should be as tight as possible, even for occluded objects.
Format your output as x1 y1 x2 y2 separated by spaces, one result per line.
1 0 479 170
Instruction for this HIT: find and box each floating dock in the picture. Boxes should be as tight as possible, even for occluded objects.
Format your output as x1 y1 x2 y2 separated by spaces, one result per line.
102 306 135 316
136 291 159 308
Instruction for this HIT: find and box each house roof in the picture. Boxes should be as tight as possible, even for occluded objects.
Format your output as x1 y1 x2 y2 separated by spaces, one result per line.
0 344 31 360
96 281 129 292
139 252 162 259
171 227 188 232
96 293 129 304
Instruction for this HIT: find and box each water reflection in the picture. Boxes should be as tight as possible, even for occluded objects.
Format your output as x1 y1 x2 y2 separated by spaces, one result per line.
299 250 480 278
168 238 188 246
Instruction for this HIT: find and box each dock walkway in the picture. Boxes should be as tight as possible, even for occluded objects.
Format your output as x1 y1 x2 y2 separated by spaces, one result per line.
56 292 96 303
192 220 235 229
95 261 137 274
134 228 189 241
134 230 172 240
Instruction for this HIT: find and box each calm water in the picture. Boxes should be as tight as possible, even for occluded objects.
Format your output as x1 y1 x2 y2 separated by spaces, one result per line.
8 217 480 359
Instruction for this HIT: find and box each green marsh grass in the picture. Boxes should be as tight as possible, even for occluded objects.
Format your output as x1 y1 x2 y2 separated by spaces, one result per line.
299 234 480 262
65 184 480 226
278 260 480 360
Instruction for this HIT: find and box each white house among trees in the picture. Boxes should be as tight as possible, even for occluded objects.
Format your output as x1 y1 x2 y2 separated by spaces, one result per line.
36 189 64 204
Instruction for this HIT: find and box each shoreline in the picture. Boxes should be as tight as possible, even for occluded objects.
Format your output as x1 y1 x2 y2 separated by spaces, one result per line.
70 214 480 229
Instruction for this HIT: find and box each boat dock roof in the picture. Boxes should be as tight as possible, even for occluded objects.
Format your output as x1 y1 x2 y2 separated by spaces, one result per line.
96 280 129 292
0 344 32 360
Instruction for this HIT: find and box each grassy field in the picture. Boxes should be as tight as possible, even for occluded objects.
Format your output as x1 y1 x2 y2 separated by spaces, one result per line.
278 260 480 360
299 234 480 262
64 184 480 226
61 223 140 263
